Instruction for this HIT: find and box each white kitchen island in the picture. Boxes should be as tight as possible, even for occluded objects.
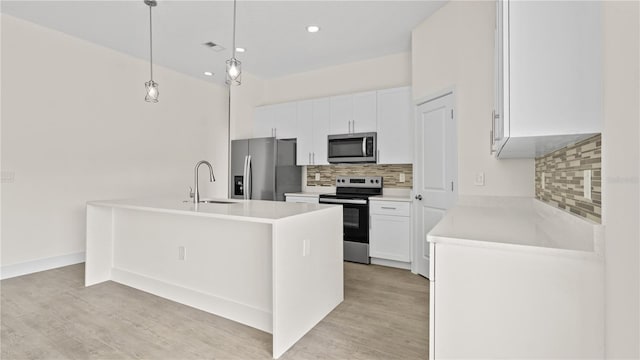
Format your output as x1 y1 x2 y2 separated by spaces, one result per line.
85 198 343 359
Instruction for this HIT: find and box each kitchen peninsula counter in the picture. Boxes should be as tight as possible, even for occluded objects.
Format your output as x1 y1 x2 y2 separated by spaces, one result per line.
85 198 343 359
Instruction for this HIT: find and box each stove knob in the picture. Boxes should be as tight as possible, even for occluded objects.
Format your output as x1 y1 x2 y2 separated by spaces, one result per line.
370 179 374 183
375 179 379 183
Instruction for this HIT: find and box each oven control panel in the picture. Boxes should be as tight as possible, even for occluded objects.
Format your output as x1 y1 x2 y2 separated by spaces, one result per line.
336 176 383 188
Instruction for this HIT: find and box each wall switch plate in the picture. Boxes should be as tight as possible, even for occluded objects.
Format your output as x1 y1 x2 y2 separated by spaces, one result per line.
474 172 485 186
315 173 321 181
303 239 311 256
178 246 186 261
584 170 592 200
1 171 15 183
399 173 406 183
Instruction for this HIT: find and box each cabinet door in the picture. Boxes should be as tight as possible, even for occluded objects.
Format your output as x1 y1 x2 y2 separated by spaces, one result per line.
352 91 377 133
330 94 353 134
296 100 313 165
508 1 601 137
312 98 331 165
377 87 413 164
370 214 411 262
253 105 276 138
273 102 298 139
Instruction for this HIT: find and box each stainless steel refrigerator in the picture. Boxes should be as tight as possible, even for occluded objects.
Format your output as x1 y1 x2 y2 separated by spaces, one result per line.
230 137 301 201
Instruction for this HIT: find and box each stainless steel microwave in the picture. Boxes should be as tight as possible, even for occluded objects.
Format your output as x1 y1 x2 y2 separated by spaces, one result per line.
327 132 377 163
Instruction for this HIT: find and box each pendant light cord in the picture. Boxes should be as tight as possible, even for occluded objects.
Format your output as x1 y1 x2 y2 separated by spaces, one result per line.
231 0 237 58
149 4 154 81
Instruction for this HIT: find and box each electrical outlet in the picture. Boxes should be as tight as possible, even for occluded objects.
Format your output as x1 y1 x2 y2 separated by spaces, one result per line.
584 170 592 200
399 173 406 183
315 173 321 181
474 172 485 186
178 246 186 261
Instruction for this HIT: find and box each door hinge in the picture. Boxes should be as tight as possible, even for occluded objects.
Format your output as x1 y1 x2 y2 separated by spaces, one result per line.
451 181 454 191
451 109 454 119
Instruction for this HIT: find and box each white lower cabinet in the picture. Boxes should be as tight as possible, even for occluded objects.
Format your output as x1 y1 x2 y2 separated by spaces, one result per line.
370 200 411 267
285 195 319 204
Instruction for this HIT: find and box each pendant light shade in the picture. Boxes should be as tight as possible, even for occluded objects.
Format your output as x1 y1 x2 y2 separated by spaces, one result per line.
144 0 159 102
226 58 241 86
226 0 241 86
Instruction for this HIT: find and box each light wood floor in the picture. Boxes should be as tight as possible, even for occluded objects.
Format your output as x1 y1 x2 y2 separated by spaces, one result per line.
1 262 429 359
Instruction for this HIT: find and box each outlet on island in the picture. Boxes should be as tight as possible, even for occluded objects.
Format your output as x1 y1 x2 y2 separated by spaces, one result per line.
315 173 321 181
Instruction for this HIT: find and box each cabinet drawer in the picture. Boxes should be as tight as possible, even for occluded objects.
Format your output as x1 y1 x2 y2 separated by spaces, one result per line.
370 201 410 216
286 196 319 204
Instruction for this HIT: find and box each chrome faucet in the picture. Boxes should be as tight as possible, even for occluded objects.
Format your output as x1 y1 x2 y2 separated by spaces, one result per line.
190 160 215 204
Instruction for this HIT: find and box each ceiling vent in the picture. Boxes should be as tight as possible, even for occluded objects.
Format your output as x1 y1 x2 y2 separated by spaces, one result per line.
203 42 225 52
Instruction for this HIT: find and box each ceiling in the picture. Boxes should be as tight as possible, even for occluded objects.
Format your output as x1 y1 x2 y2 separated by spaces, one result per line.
1 1 446 84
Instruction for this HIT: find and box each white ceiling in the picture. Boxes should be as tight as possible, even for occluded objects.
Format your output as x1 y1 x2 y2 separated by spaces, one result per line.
1 1 446 84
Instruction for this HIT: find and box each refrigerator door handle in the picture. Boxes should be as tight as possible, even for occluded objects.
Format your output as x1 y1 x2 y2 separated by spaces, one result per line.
242 155 249 200
247 155 252 200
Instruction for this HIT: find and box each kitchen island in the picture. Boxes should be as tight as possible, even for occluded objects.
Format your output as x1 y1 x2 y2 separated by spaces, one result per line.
85 198 343 359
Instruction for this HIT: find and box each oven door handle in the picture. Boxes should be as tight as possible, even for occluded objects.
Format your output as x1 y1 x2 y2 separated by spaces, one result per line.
319 198 367 205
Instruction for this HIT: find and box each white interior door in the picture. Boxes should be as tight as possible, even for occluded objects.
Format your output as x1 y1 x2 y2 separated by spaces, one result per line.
414 92 457 278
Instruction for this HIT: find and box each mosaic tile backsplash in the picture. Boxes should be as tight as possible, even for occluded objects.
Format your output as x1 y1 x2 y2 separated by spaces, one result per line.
306 164 413 188
535 134 601 223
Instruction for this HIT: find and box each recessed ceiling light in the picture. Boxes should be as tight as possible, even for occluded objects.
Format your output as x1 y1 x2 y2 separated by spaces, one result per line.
306 25 320 33
203 71 214 76
235 47 245 53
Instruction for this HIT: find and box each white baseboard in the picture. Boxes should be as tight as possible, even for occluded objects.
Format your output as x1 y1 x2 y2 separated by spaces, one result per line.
1 252 85 280
370 257 412 270
110 268 273 334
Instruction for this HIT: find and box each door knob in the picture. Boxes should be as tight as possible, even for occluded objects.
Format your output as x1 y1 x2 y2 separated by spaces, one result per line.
415 194 423 200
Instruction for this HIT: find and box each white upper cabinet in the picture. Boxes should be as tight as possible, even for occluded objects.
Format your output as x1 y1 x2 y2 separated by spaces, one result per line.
253 87 413 165
493 0 602 158
296 100 314 166
330 91 377 135
377 87 413 164
295 99 330 166
312 98 331 165
253 102 297 139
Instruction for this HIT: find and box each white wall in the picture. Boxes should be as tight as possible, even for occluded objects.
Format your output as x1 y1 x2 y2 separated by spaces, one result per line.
1 15 229 269
602 2 640 358
263 52 411 105
230 71 265 140
411 1 534 197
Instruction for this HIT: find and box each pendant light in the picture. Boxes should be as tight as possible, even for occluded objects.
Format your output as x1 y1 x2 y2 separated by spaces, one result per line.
144 0 159 102
226 0 241 86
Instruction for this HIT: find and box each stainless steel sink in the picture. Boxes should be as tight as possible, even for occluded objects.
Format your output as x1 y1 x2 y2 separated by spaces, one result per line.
199 200 236 204
183 200 236 204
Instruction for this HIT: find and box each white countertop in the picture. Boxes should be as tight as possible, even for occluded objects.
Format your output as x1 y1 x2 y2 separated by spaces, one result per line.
88 198 337 224
428 196 603 255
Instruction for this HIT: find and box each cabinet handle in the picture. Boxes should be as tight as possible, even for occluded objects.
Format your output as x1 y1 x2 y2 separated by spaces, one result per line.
274 128 277 138
348 120 352 134
490 111 496 155
352 120 355 133
381 206 397 210
309 152 311 164
312 152 315 164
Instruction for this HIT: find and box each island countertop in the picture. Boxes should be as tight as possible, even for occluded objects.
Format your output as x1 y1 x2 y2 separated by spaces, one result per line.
88 198 337 224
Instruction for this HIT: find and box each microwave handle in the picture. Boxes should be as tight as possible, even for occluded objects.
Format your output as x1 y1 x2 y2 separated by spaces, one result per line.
362 138 366 156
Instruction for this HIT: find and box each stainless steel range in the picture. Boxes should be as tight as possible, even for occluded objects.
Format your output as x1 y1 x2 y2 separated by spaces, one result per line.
319 176 383 264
